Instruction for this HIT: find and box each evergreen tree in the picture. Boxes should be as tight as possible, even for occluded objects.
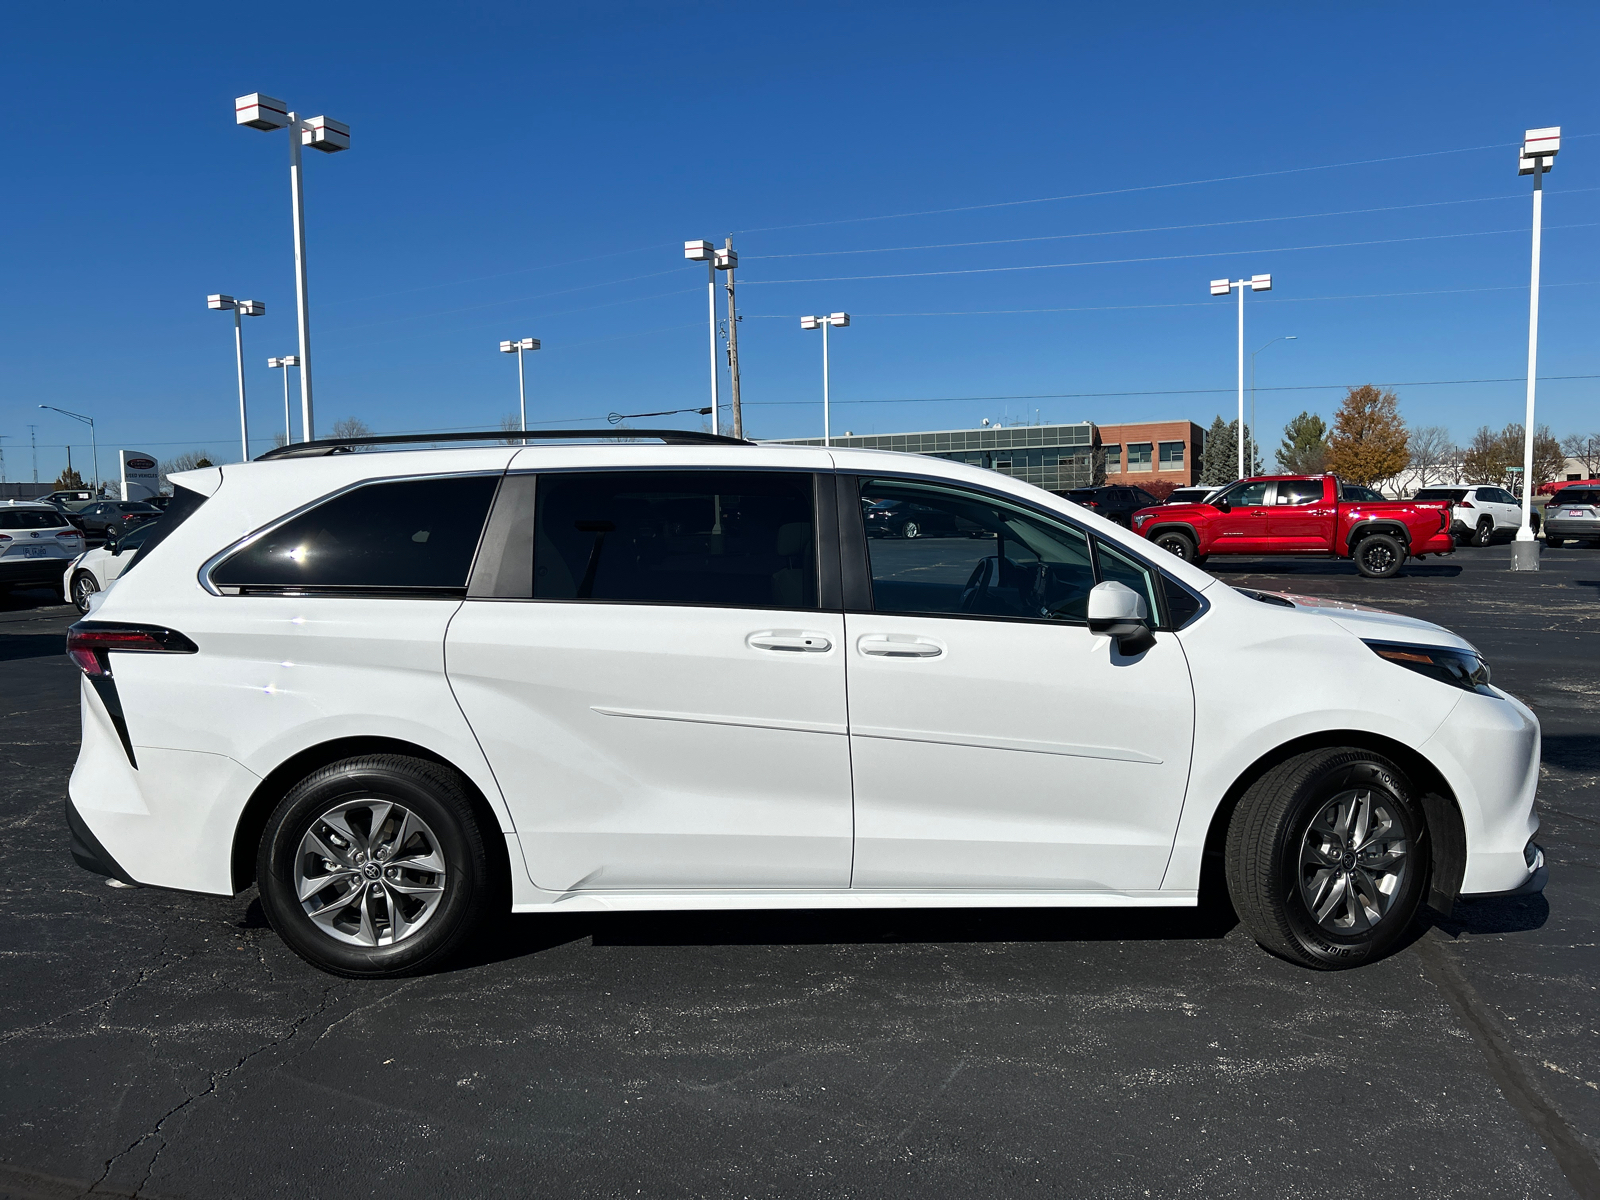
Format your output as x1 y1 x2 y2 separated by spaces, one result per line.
1200 415 1261 484
1276 412 1329 473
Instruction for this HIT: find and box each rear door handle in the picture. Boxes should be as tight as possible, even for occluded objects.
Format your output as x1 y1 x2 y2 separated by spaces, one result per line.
858 635 944 658
748 631 833 653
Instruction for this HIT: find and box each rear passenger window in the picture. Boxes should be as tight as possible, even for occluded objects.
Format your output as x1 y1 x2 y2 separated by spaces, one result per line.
212 475 499 595
532 471 816 609
1276 480 1325 505
0 510 64 530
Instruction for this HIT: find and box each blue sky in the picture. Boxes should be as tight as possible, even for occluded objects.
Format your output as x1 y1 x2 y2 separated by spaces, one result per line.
3 1 1597 481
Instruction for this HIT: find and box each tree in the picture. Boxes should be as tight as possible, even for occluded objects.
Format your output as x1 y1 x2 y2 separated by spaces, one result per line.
1325 385 1409 485
1560 432 1600 478
1461 423 1564 491
1199 415 1260 484
55 467 85 490
330 416 372 439
499 412 525 447
158 450 213 494
1276 412 1328 474
1461 425 1515 485
1406 425 1457 489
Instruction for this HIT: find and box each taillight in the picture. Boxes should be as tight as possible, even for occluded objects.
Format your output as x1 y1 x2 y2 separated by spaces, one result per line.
57 530 81 539
1457 500 1474 508
66 622 198 678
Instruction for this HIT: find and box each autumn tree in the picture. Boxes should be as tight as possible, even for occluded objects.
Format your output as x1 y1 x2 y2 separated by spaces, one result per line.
1559 432 1600 478
1275 412 1328 474
1406 425 1457 489
1462 423 1564 490
1325 385 1409 485
1461 425 1515 485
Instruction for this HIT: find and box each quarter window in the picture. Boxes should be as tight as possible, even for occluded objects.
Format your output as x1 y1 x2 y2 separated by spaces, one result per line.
211 475 499 594
532 471 817 609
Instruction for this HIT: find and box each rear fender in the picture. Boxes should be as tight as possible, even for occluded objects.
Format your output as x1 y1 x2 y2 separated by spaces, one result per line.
1343 520 1413 555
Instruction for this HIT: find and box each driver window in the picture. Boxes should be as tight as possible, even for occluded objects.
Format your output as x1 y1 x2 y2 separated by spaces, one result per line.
860 478 1095 621
1219 480 1272 506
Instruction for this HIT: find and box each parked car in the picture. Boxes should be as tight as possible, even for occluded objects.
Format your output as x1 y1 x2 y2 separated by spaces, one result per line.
0 501 85 596
1542 487 1600 547
43 489 98 511
1537 477 1600 496
862 497 983 538
64 432 1543 979
1132 474 1455 578
74 500 162 542
1063 485 1165 528
62 521 157 613
1411 485 1532 545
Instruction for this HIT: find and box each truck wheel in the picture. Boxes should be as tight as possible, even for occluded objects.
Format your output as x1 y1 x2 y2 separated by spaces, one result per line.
1473 517 1493 547
1153 530 1197 562
1225 747 1427 970
257 755 496 979
1354 533 1405 578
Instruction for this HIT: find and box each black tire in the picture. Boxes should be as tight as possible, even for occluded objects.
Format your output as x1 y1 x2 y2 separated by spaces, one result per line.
1225 747 1428 970
71 572 98 614
901 521 921 539
257 754 496 979
1473 517 1493 547
1153 530 1197 562
1353 532 1406 578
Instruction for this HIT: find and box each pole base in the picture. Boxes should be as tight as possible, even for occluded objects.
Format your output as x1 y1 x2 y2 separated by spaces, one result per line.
1510 538 1540 571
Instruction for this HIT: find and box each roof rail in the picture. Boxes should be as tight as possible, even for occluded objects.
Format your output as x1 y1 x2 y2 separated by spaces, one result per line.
254 427 751 461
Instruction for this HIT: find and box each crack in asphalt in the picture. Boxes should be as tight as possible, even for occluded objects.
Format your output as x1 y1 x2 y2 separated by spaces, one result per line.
0 932 186 1047
79 983 344 1199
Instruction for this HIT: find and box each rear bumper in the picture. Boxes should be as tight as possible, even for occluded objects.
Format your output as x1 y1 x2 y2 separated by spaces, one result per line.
0 557 74 585
1544 518 1600 537
1415 531 1456 555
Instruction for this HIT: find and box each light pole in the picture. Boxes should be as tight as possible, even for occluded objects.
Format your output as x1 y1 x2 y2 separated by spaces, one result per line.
1513 126 1560 571
800 313 851 446
1250 335 1297 463
236 94 349 443
268 355 300 446
209 296 265 462
684 240 742 436
37 405 98 493
1211 274 1273 479
498 338 541 434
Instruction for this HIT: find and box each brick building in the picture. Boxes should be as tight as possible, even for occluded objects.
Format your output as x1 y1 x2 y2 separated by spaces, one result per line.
1095 421 1204 487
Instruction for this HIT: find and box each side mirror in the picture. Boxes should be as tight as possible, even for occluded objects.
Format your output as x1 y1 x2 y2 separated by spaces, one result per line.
1087 581 1157 655
1212 499 1231 513
106 535 121 556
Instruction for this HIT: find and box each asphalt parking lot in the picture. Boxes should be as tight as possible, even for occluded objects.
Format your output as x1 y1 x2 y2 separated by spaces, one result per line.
3 541 1598 1200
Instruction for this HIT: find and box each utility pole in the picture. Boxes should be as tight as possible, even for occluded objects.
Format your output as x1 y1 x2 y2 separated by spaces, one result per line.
722 238 744 439
28 425 37 483
0 435 9 484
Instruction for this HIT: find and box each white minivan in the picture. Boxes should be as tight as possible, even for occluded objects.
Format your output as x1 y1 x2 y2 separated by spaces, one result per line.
65 430 1544 978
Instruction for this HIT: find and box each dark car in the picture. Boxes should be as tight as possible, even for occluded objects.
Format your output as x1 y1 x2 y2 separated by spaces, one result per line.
75 500 162 542
862 498 984 539
1063 485 1164 528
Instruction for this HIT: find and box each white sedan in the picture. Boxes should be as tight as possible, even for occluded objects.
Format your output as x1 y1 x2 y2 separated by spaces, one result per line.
63 521 155 613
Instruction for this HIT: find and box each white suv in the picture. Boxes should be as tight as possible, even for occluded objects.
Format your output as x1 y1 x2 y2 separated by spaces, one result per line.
0 500 85 597
1413 485 1528 545
65 431 1545 978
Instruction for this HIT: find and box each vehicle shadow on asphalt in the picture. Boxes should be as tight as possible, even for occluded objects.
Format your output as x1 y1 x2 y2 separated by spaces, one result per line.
1202 560 1464 579
0 631 70 661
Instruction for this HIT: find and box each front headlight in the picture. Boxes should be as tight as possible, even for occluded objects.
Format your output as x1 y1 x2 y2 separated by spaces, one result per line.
1363 639 1493 695
1133 513 1149 527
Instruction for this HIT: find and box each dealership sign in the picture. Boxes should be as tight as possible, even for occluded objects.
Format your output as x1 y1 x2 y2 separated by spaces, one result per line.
120 450 160 501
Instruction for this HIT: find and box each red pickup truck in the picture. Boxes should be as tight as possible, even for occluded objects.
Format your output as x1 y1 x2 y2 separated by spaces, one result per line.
1129 474 1455 578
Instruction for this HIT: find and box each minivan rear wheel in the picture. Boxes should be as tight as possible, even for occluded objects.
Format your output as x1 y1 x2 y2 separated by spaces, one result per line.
257 755 494 978
1225 747 1426 970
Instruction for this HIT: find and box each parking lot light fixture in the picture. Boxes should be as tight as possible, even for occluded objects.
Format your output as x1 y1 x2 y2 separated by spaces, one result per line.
236 93 349 443
36 404 98 494
210 295 265 462
498 338 541 436
1210 275 1272 479
801 313 850 446
1513 126 1560 572
268 355 300 446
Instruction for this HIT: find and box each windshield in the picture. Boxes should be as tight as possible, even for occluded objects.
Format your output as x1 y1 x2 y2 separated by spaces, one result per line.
1414 488 1466 502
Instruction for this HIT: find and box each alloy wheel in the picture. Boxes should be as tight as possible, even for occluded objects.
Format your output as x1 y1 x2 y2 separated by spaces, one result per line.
1298 789 1409 934
1361 540 1397 574
902 521 921 539
72 575 98 614
294 799 447 947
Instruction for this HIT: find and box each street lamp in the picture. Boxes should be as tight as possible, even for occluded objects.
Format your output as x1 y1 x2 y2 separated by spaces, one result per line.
37 405 98 493
1251 335 1297 463
499 338 541 435
268 355 300 446
1513 125 1560 572
685 240 743 436
209 295 265 462
236 93 350 443
800 313 850 446
1210 274 1272 479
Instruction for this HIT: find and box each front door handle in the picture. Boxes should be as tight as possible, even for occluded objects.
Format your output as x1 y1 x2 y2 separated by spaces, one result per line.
748 631 833 653
858 635 944 658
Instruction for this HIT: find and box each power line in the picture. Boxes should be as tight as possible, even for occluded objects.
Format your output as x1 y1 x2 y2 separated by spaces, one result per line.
742 374 1600 408
741 223 1600 287
743 190 1600 261
731 138 1556 236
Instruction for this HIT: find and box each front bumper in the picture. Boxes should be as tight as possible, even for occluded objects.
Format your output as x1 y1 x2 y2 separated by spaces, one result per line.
65 793 139 885
1462 843 1547 900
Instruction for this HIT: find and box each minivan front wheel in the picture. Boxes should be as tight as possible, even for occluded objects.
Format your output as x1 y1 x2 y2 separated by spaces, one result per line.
258 755 494 978
1225 747 1426 970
